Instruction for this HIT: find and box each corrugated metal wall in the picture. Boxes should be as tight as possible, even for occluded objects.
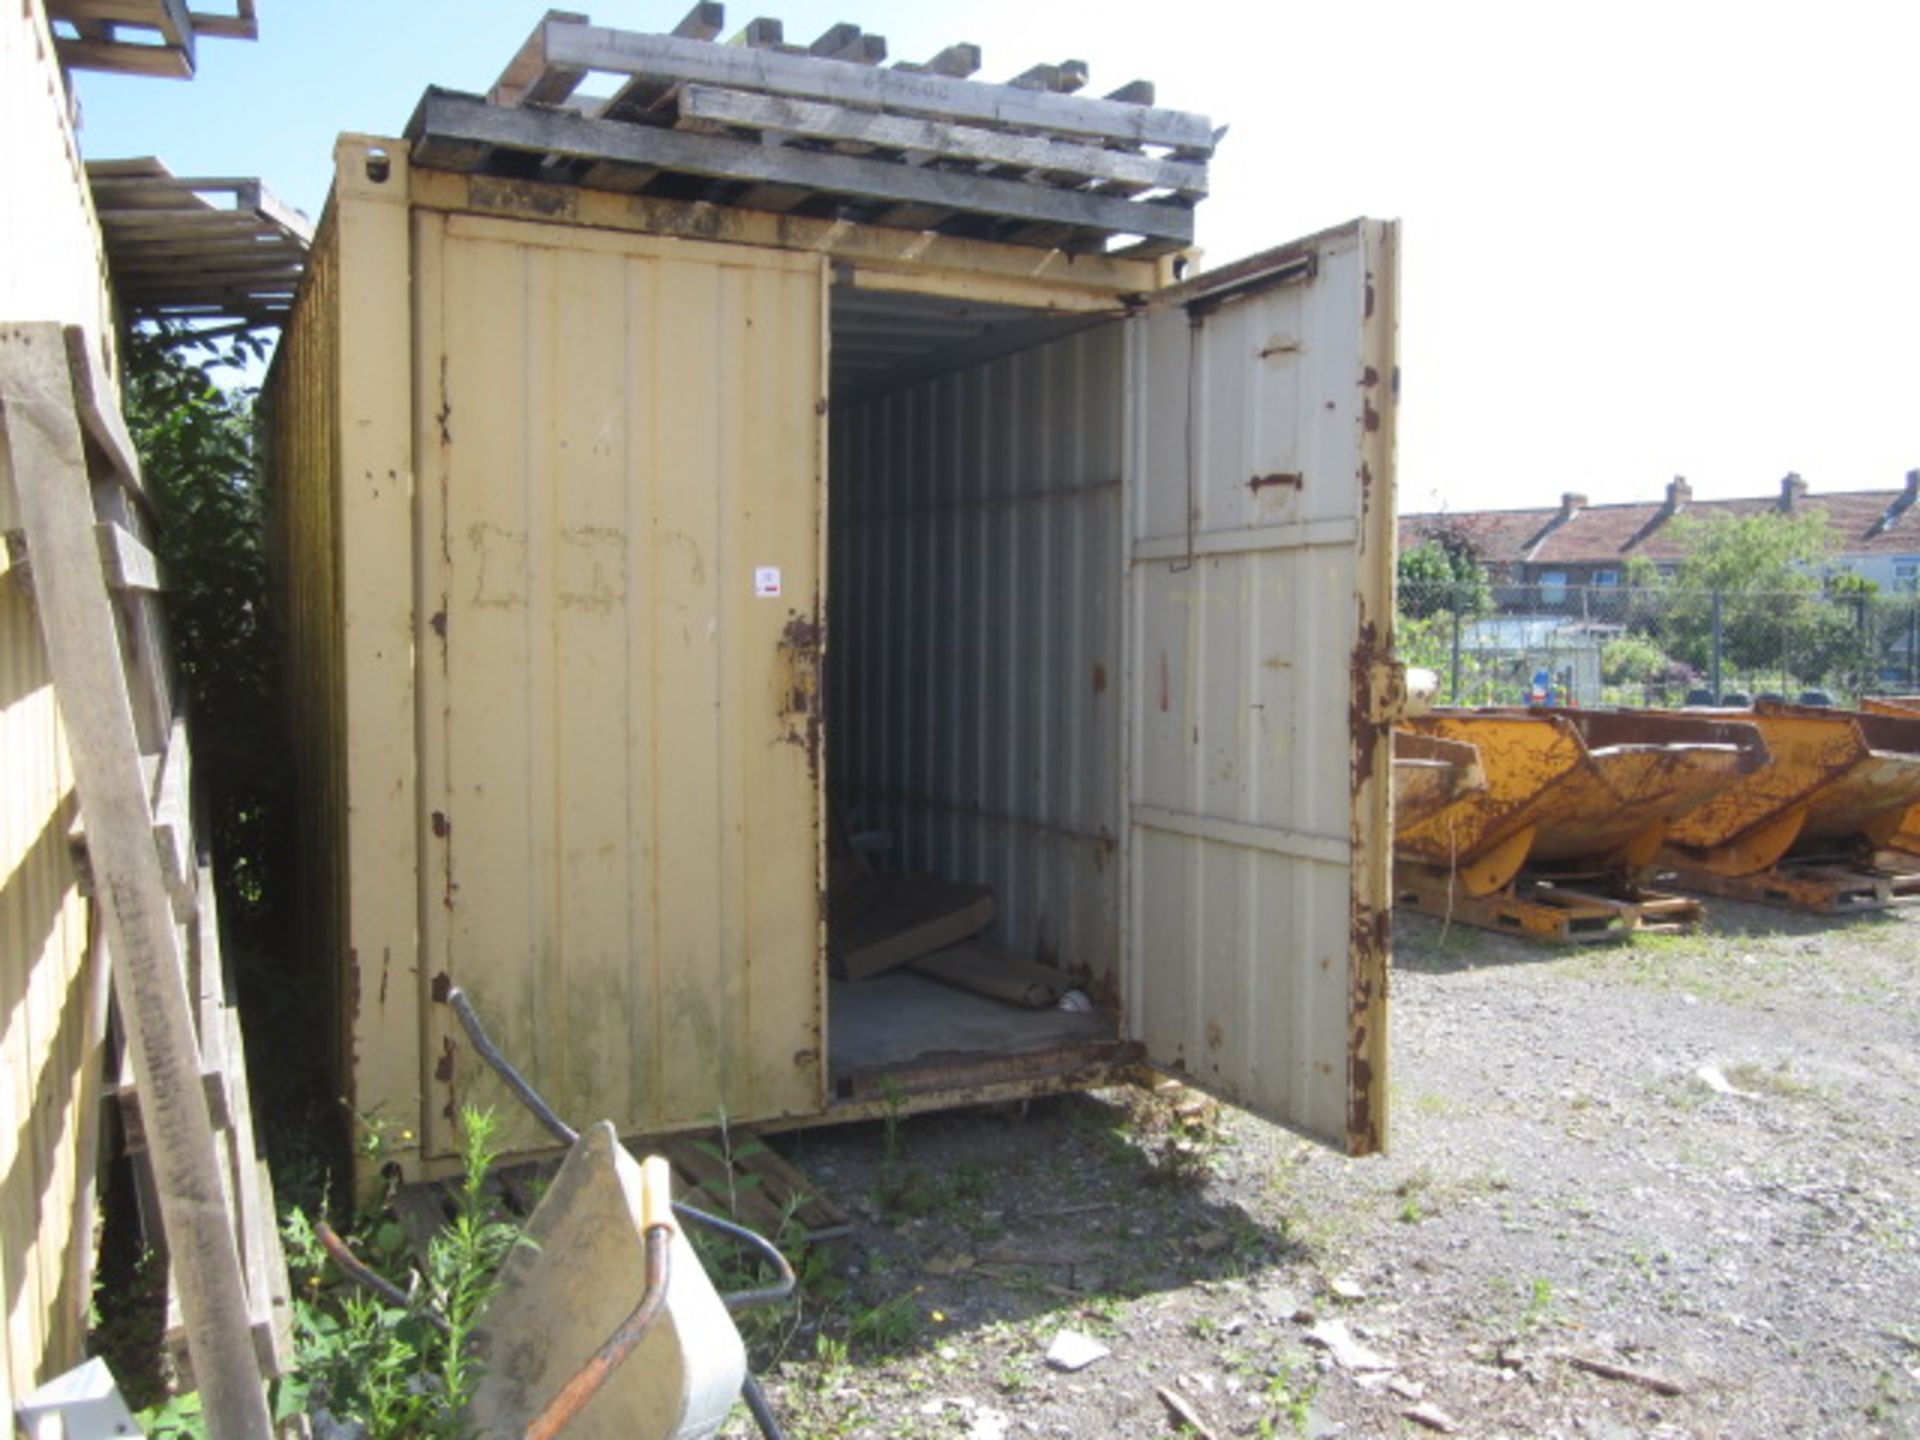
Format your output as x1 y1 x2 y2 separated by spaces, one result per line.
0 559 96 1412
0 1 115 1407
829 322 1126 993
413 213 828 1162
265 210 347 1084
1123 223 1397 1152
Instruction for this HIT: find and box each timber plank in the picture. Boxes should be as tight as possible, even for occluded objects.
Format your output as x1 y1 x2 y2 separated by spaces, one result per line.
538 21 1214 153
488 8 590 107
96 522 161 595
675 85 1208 196
407 89 1197 245
1 322 271 1437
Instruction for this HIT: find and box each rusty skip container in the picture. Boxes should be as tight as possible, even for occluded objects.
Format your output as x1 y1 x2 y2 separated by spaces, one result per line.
1393 709 1770 896
1391 731 1485 832
268 132 1404 1189
1661 701 1920 875
1862 697 1920 856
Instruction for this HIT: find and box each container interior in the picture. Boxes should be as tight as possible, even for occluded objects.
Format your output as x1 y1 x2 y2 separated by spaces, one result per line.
824 284 1129 1090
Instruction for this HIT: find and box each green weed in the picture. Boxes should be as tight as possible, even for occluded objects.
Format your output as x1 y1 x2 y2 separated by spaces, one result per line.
278 1106 526 1437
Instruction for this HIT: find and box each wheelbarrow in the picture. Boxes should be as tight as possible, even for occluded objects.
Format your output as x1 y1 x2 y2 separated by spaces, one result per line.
318 987 795 1439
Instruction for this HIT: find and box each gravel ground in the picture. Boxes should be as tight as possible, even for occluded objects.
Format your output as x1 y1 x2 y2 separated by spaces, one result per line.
723 900 1920 1440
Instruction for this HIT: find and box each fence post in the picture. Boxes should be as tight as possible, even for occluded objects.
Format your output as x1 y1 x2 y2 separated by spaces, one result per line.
1910 598 1918 691
1449 600 1463 704
1710 590 1724 703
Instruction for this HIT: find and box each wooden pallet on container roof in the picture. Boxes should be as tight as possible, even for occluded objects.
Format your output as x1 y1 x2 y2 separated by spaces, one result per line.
404 4 1211 256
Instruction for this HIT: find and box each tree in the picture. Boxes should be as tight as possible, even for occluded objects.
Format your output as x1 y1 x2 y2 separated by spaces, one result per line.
1399 533 1491 620
1643 509 1851 684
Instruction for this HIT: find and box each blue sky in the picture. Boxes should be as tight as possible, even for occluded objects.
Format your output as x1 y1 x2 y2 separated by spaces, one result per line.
70 1 1920 514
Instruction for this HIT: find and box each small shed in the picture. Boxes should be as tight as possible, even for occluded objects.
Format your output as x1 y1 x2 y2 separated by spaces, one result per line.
267 9 1403 1189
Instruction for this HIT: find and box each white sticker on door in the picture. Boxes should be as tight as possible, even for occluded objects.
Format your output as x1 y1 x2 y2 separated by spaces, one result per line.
754 566 782 598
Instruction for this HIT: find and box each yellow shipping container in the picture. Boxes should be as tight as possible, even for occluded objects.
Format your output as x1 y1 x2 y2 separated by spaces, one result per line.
269 135 1403 1190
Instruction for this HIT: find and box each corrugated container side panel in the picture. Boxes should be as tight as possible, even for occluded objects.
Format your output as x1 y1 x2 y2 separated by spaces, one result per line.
0 557 94 1408
830 324 1124 986
266 210 347 1089
0 3 115 1406
415 215 825 1161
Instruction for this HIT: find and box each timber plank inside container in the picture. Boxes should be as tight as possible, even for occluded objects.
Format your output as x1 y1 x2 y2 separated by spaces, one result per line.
412 211 826 1161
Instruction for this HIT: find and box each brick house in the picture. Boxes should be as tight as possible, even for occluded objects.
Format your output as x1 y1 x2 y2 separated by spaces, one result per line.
1402 471 1920 607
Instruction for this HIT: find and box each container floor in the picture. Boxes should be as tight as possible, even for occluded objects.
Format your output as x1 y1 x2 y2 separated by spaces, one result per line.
828 970 1115 1077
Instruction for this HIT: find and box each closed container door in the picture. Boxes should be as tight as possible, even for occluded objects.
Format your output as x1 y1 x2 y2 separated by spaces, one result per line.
1125 220 1399 1155
414 212 826 1160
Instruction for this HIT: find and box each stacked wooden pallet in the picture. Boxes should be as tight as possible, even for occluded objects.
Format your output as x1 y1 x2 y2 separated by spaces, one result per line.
88 159 313 335
404 4 1215 256
3 324 288 1435
46 0 257 78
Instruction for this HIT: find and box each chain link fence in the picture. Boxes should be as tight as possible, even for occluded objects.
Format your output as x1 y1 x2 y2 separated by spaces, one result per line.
1400 580 1920 708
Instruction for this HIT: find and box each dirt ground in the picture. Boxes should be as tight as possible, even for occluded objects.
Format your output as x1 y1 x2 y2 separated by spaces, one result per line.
723 900 1920 1440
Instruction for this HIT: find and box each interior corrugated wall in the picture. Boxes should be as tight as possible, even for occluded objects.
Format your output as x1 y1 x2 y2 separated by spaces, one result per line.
828 321 1126 995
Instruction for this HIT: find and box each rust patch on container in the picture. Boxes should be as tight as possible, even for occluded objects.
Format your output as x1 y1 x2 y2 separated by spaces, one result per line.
436 355 452 445
438 1036 459 1122
430 608 447 639
431 971 452 1004
1248 472 1303 494
430 810 450 839
1092 661 1107 694
1348 619 1386 794
1361 365 1380 388
778 606 825 778
465 174 579 221
1346 903 1390 1154
1363 402 1381 433
346 946 361 1026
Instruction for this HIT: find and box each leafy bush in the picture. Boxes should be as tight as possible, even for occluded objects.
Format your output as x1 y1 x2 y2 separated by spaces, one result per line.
280 1108 525 1437
1600 633 1672 687
123 326 287 944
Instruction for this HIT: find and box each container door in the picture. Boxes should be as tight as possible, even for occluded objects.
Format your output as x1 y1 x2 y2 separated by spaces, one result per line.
413 211 827 1162
1124 219 1399 1155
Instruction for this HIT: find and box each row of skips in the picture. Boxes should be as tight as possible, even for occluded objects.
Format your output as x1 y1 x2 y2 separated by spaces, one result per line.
1392 697 1920 941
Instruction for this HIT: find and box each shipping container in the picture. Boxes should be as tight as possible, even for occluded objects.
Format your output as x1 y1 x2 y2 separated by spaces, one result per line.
269 132 1402 1190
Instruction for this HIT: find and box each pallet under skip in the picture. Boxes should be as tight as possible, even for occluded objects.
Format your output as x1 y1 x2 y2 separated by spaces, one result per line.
1668 856 1920 915
1395 865 1705 944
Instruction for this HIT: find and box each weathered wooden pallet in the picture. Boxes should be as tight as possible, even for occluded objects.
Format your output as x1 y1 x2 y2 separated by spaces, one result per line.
87 158 313 332
45 0 259 78
1670 858 1920 914
4 322 283 1434
405 4 1208 255
1396 866 1706 944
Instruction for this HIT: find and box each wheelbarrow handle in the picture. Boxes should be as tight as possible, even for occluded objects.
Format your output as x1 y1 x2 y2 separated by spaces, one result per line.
444 985 797 1311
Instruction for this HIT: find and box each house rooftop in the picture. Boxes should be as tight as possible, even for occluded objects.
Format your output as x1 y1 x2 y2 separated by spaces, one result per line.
1404 472 1920 567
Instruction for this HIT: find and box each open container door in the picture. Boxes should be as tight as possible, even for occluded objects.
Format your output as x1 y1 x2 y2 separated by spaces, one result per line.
1124 219 1400 1155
